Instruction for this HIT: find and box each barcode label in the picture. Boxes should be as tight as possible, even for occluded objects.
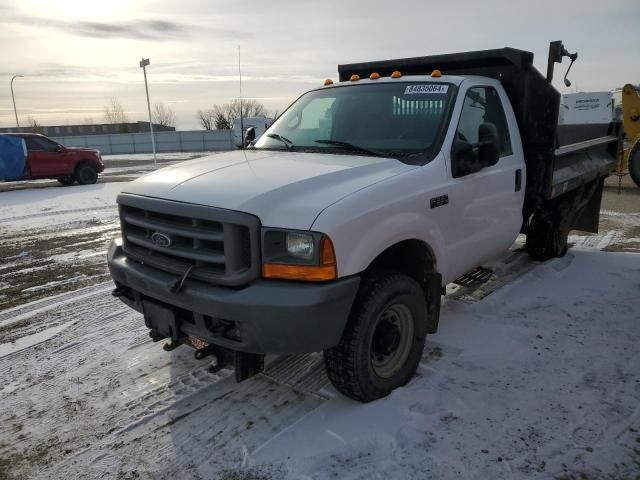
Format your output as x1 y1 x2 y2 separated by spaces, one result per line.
404 84 449 95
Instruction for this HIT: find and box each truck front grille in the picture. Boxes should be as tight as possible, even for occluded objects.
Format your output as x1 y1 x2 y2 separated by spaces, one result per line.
117 194 261 287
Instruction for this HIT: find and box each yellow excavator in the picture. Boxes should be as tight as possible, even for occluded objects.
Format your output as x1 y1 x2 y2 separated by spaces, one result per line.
618 83 640 187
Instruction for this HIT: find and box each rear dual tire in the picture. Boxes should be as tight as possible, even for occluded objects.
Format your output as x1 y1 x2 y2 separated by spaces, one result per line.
324 273 428 403
526 209 570 261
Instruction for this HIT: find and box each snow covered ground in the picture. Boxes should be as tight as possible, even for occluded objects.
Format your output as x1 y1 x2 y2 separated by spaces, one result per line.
0 160 638 479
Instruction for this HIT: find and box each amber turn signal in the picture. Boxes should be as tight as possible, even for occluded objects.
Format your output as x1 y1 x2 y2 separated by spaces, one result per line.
350 74 360 82
391 70 402 78
262 236 338 282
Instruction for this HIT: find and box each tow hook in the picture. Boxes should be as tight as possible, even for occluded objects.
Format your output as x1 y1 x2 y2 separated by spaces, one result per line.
111 286 131 298
148 329 166 343
194 345 225 374
194 345 218 360
162 340 181 352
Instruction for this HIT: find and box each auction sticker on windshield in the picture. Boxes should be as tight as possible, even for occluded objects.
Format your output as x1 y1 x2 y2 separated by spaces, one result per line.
404 84 449 94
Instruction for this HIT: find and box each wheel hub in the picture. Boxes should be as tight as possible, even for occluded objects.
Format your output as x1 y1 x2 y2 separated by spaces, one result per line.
372 320 401 356
370 303 414 379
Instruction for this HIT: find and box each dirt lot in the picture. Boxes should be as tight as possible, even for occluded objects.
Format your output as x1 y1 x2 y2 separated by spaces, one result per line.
0 156 638 479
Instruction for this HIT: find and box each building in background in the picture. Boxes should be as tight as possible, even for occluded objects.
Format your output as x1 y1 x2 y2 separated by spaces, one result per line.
0 121 175 137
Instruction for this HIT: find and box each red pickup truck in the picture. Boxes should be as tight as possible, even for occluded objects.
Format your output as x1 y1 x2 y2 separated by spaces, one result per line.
2 133 104 185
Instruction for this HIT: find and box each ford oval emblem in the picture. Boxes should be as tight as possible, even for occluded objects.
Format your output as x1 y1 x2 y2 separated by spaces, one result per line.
151 232 173 247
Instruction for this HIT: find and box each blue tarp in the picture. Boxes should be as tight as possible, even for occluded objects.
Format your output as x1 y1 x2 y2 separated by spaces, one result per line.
0 135 27 181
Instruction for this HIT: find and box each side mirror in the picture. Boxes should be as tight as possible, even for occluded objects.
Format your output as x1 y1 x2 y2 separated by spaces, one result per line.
451 122 499 178
477 122 499 167
55 144 64 152
451 136 477 178
244 127 256 146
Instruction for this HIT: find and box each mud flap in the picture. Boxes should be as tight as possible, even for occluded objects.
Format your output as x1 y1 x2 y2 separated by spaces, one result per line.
234 352 265 382
426 273 442 334
571 177 604 233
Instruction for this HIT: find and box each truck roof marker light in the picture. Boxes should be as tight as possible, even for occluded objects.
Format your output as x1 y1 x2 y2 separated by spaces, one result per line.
431 69 442 78
369 72 380 80
391 71 402 78
350 74 360 82
324 78 334 86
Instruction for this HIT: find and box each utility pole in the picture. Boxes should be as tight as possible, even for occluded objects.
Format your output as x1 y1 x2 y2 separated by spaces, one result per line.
11 75 24 130
238 45 244 148
139 58 157 167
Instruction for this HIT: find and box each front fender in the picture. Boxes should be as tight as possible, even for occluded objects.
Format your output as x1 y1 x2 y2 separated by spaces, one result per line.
310 155 451 281
327 211 446 279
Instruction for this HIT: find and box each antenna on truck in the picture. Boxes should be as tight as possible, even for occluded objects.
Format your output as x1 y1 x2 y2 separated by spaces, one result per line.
546 40 578 86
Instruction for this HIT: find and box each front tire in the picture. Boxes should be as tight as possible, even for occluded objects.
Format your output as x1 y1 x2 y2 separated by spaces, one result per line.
75 164 98 185
324 273 428 403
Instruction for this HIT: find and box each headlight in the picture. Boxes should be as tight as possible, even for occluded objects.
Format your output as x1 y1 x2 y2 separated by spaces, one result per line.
261 228 337 281
286 232 314 260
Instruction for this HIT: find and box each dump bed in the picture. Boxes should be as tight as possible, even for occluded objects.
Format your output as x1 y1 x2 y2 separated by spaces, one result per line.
338 47 620 219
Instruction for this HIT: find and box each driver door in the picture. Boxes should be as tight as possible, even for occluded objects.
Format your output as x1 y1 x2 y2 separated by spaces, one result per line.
26 136 68 177
441 84 524 280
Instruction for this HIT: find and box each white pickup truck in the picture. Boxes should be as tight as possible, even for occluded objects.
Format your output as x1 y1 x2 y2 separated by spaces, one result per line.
108 42 619 402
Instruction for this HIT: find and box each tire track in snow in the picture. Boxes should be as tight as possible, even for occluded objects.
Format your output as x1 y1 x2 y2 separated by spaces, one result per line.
0 205 117 224
0 282 112 326
0 289 330 480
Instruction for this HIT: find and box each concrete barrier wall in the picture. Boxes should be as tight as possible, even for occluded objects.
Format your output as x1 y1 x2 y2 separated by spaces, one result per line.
51 130 234 155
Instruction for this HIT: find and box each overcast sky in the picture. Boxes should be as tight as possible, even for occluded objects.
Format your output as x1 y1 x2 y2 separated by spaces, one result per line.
0 0 638 130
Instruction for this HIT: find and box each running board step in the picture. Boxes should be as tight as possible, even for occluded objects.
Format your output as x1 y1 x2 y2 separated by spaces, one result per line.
453 266 494 288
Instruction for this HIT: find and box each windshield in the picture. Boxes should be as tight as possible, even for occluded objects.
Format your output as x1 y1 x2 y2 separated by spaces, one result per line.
253 81 455 163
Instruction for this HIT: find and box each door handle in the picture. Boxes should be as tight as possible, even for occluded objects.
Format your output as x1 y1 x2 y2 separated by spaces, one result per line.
515 169 522 192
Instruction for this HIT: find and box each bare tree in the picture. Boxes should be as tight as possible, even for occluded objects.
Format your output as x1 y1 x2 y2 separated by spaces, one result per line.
26 117 44 134
103 97 129 124
196 109 215 130
229 99 267 122
208 99 268 129
214 110 231 130
152 103 176 127
197 99 268 131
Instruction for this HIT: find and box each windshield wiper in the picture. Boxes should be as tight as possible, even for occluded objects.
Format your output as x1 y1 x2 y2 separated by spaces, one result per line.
266 133 294 151
314 139 384 157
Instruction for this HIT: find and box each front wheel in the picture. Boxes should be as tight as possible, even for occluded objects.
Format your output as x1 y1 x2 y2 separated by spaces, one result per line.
75 164 98 185
324 273 428 402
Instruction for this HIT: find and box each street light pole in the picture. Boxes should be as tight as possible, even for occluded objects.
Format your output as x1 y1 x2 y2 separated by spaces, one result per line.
139 58 157 167
11 75 24 130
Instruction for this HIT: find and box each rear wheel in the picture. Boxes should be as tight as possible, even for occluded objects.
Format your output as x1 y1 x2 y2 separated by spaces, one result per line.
324 273 428 402
629 145 640 187
75 164 98 185
526 209 570 261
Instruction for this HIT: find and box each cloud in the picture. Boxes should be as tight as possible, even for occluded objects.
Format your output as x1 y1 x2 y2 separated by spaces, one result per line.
1 14 242 41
